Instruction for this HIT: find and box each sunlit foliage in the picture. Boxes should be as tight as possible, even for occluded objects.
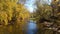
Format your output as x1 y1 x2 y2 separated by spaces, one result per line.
0 0 30 26
0 0 30 34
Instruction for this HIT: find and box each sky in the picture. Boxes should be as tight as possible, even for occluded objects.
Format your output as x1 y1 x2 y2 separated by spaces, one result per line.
24 0 36 12
40 0 52 5
20 0 52 13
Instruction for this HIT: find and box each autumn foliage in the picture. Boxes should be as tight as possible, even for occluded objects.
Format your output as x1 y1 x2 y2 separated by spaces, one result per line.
0 0 30 25
0 0 30 34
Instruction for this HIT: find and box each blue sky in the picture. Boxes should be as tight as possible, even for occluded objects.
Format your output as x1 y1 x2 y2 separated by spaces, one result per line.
21 0 52 12
24 0 35 12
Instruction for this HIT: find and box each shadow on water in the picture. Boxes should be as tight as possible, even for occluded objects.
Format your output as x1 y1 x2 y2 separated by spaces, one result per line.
26 20 37 34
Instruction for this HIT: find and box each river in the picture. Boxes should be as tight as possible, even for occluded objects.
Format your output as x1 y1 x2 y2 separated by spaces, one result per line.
25 20 37 34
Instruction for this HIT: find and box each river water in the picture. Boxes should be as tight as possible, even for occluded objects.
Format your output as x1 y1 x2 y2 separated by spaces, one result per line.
25 20 37 34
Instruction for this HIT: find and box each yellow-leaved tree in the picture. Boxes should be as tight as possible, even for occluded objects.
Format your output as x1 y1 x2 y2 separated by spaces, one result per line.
13 4 30 32
0 0 30 26
0 0 30 34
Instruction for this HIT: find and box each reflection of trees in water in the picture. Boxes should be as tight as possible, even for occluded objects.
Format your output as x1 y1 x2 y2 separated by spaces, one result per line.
26 20 37 34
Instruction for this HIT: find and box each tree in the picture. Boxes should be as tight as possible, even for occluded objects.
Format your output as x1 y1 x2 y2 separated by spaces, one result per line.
34 0 60 34
0 0 30 34
0 0 30 25
34 0 52 23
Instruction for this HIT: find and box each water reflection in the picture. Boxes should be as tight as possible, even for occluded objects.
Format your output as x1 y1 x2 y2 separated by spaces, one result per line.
26 20 37 34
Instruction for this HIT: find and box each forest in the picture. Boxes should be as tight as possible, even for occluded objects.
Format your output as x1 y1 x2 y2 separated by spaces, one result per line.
0 0 60 34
